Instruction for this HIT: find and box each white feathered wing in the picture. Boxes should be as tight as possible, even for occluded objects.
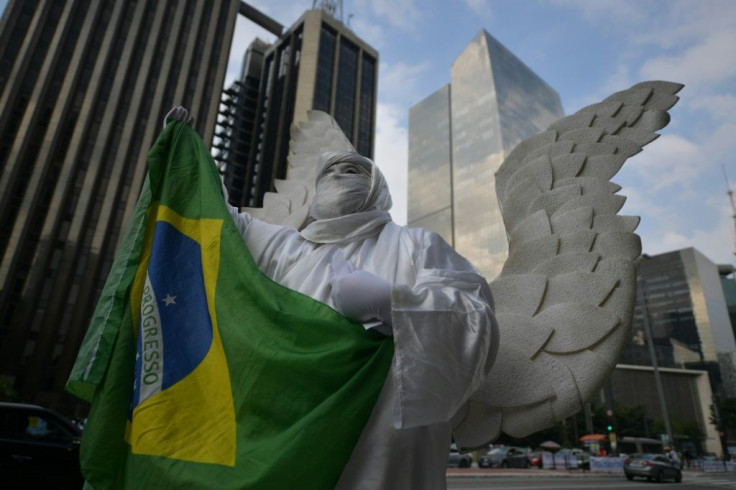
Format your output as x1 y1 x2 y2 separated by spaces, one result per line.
452 80 683 448
242 111 355 229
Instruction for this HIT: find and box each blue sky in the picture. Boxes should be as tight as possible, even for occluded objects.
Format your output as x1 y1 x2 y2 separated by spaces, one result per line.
2 1 733 266
230 0 736 267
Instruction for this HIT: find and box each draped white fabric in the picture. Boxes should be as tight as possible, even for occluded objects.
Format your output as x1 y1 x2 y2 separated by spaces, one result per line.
225 155 498 489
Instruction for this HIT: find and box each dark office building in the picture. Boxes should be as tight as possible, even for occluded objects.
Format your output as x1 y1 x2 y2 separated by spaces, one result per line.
218 8 378 209
216 39 270 206
719 265 736 341
620 248 736 396
0 0 239 413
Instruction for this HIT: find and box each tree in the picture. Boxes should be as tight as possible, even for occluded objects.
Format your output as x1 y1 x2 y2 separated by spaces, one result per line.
0 376 16 401
581 403 650 437
715 398 736 430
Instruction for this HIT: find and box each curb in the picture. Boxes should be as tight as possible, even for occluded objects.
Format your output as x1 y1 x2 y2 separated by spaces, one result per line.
446 469 621 478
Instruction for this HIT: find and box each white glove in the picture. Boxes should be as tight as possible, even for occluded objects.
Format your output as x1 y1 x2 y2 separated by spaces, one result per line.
163 106 194 129
331 270 393 335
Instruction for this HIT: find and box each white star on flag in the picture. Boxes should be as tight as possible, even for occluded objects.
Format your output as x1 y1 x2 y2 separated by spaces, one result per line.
163 293 177 306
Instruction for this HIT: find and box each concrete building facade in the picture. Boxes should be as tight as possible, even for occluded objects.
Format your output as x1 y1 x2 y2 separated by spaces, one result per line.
408 30 563 279
610 364 720 455
0 0 239 412
218 9 378 209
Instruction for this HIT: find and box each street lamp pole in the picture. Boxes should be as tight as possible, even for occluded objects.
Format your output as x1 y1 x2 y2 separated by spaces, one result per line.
636 260 675 449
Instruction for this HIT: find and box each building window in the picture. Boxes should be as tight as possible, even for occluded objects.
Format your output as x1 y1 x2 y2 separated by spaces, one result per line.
334 38 358 140
313 25 336 112
357 54 375 157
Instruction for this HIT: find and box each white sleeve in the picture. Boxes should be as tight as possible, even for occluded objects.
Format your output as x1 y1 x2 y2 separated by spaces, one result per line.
220 178 254 237
390 232 499 429
220 178 300 272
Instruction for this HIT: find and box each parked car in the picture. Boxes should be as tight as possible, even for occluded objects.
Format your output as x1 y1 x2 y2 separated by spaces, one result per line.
478 446 530 468
557 448 591 469
0 402 84 489
624 453 682 483
528 451 542 468
447 450 473 468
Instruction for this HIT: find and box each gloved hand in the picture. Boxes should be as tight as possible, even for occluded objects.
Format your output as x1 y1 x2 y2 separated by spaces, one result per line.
331 270 393 334
163 106 194 129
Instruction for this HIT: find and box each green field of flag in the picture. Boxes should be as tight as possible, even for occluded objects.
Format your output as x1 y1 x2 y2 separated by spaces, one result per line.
66 120 394 489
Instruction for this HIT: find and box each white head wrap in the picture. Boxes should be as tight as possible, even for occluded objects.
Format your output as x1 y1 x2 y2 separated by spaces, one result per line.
300 151 392 244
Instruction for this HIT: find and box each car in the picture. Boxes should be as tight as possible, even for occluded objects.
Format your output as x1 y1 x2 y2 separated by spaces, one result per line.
0 402 84 489
478 446 530 468
447 450 473 468
624 453 682 483
557 448 591 469
528 451 542 468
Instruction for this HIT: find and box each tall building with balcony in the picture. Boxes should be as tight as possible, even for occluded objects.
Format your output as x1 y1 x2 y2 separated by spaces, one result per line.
0 0 240 413
217 38 271 207
621 248 736 397
216 8 378 209
408 30 564 280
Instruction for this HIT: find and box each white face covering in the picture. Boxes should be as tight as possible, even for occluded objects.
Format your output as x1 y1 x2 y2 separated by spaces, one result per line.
301 152 393 244
309 160 372 220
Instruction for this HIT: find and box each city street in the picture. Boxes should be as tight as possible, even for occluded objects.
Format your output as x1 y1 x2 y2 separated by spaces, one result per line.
446 470 736 489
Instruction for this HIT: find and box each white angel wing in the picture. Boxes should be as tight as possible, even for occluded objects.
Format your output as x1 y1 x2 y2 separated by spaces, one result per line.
243 110 355 228
452 81 683 449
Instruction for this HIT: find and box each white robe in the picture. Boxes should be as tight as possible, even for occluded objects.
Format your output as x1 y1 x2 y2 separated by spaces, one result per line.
228 209 499 489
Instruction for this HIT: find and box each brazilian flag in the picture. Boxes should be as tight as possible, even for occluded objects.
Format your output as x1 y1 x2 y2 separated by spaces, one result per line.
66 121 394 489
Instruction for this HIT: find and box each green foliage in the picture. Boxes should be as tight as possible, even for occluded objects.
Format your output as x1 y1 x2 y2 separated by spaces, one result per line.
715 398 736 430
674 419 704 440
581 403 648 437
486 402 707 450
652 417 704 441
0 377 16 401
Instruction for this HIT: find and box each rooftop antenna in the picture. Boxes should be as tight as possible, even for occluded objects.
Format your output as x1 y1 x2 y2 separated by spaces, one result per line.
312 0 344 23
723 164 736 257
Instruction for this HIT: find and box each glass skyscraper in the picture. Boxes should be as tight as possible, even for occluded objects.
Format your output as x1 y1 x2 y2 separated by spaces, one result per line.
408 30 563 280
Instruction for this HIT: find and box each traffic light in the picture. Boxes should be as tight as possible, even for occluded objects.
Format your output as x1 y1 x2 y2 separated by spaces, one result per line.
607 424 613 432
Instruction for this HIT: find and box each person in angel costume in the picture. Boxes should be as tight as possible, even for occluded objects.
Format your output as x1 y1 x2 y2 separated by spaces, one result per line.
223 146 500 489
166 80 681 489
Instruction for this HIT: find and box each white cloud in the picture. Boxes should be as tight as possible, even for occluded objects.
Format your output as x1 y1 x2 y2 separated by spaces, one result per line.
639 29 736 90
374 102 409 224
632 0 736 49
620 178 736 265
354 0 422 29
597 65 635 97
552 0 736 50
462 0 493 17
549 0 653 26
691 94 736 120
640 203 735 265
627 134 701 192
567 64 635 112
349 17 387 49
378 61 431 104
701 122 736 171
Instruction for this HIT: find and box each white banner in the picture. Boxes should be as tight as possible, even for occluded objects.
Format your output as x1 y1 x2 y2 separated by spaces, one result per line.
702 460 735 472
542 452 554 468
553 454 578 469
590 457 624 473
